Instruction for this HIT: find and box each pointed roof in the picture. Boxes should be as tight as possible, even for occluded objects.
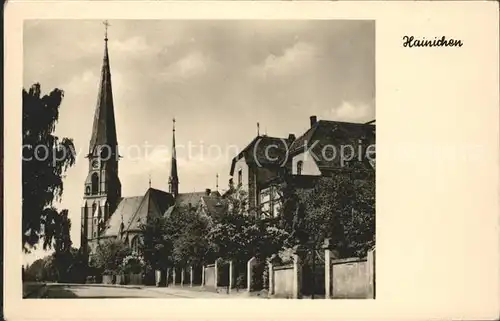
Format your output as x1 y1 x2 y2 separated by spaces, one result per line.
230 135 294 175
125 188 175 232
89 32 118 154
102 196 143 238
101 188 175 238
288 120 375 171
168 118 178 184
200 195 228 218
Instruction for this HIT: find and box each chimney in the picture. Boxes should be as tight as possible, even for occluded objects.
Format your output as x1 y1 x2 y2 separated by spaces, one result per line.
205 188 211 196
288 133 296 142
310 115 317 128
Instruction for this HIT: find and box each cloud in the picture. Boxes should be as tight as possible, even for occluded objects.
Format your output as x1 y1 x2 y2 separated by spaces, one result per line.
323 100 375 123
250 42 320 79
110 36 151 55
63 70 98 92
159 51 211 82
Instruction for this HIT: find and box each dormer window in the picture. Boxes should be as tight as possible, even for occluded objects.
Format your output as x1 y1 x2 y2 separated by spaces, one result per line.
297 160 303 175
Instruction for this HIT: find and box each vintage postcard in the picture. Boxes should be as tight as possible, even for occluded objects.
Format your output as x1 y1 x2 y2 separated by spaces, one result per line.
4 1 499 321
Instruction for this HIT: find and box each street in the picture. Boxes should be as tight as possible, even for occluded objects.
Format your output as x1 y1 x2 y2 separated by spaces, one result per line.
29 283 263 299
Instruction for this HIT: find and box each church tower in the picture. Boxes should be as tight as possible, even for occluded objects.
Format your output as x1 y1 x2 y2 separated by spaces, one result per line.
168 118 179 197
81 21 122 255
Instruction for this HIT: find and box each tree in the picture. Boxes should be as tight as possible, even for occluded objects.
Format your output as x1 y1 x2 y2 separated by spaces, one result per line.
279 166 375 258
63 248 88 283
49 209 75 281
139 216 173 271
24 258 46 281
23 247 87 283
22 83 76 251
139 205 212 281
207 214 288 263
92 238 131 275
207 188 289 263
170 209 211 267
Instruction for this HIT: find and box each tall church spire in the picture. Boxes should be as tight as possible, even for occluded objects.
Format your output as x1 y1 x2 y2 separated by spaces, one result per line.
88 20 118 155
168 118 179 197
81 20 122 257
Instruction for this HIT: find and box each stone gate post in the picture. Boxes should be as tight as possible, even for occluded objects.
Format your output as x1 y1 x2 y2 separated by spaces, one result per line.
214 258 221 288
247 257 257 292
190 266 194 287
228 260 235 293
201 265 205 287
292 246 303 299
323 238 333 299
367 246 376 299
267 259 274 296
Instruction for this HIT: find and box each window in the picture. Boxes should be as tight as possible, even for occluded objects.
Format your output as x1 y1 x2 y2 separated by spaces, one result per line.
238 169 242 186
297 160 303 175
104 202 109 220
93 232 97 238
100 145 110 161
91 173 99 195
92 203 97 216
131 236 140 253
85 186 91 195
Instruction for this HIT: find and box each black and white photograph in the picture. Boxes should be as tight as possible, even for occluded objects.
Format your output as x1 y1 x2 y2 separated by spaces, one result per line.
21 19 376 299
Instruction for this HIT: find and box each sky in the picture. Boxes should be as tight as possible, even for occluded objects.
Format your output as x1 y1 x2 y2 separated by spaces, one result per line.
23 19 375 264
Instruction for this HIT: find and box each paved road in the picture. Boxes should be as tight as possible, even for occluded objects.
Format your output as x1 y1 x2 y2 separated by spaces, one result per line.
37 283 259 299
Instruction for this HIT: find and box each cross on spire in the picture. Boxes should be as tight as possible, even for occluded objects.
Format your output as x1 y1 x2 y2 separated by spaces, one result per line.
103 20 110 41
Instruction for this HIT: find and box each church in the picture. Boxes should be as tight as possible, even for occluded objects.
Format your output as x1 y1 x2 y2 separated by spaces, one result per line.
80 25 221 257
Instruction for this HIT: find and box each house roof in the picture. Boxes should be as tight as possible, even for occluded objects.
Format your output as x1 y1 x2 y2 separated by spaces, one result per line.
102 188 174 237
289 120 375 171
230 135 294 175
175 192 205 208
102 196 143 237
163 191 222 218
200 195 227 217
125 188 175 232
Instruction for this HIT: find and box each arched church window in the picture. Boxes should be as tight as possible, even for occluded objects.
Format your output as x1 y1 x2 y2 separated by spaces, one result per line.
85 186 91 195
92 203 97 216
297 160 303 175
131 235 140 254
91 173 99 195
104 202 109 220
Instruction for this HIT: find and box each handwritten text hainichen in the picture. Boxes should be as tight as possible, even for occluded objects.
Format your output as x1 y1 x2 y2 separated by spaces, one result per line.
403 36 463 48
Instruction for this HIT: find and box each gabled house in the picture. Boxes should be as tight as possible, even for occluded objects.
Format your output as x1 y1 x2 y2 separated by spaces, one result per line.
229 134 295 214
258 115 376 218
288 116 375 176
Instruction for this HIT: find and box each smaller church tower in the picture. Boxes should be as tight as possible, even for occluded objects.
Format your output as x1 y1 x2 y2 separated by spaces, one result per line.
168 118 179 197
